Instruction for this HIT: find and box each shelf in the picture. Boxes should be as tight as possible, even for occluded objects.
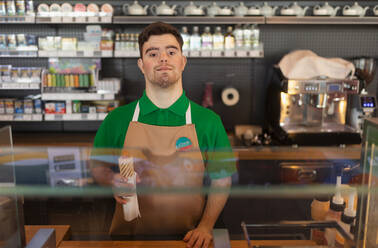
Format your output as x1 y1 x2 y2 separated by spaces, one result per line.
0 49 38 57
0 15 35 23
0 114 42 121
266 16 378 24
41 93 115 101
114 48 263 58
38 50 113 58
45 113 107 121
36 16 112 24
113 16 265 24
0 82 40 89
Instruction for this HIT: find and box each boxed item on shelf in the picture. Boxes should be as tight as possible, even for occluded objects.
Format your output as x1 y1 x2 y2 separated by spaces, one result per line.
14 99 23 114
0 99 4 114
45 101 66 114
4 99 14 114
33 99 42 113
24 99 33 114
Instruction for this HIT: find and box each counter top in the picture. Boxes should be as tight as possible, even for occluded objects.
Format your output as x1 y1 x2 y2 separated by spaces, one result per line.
58 240 317 248
12 133 362 160
25 225 71 247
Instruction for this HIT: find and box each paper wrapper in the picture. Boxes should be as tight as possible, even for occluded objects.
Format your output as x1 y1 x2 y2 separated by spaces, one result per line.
121 172 141 222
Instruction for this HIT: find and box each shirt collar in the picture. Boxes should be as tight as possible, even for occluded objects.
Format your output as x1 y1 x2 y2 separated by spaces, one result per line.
139 90 189 117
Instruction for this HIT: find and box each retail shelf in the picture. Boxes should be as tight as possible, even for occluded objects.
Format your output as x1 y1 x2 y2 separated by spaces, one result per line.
36 16 112 24
41 93 115 100
266 16 378 24
115 48 263 58
0 49 38 57
113 16 265 24
38 50 113 58
0 114 42 121
0 15 35 23
44 113 107 121
0 82 40 89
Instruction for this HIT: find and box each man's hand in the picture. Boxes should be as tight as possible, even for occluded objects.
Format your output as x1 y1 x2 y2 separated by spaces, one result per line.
112 173 141 205
183 226 213 248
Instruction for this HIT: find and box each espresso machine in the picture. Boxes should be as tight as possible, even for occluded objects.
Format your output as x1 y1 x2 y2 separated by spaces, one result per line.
266 67 362 145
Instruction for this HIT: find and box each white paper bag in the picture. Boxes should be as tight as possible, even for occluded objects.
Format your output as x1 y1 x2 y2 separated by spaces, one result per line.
122 173 141 221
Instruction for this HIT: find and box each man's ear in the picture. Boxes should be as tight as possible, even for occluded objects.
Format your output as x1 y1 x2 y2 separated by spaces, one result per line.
181 55 187 71
137 58 144 74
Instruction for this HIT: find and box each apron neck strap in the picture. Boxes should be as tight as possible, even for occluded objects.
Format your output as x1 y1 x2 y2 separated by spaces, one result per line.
132 101 192 124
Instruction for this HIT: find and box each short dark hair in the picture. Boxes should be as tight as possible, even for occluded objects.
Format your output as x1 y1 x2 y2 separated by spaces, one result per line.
138 22 183 58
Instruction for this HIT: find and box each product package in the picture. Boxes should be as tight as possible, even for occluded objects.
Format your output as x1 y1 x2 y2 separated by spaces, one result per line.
15 0 25 15
14 99 23 114
33 99 41 113
23 99 33 114
6 0 16 16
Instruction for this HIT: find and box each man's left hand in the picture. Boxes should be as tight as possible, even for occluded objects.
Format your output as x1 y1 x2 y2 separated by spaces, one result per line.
183 226 213 248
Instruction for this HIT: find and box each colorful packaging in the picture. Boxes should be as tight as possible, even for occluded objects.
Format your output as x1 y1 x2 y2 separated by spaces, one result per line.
0 65 11 82
11 67 19 81
0 34 6 49
55 102 66 114
23 99 33 114
0 99 5 114
100 3 113 15
25 0 33 14
6 0 16 16
87 3 99 14
0 1 7 16
80 104 89 113
72 100 81 113
7 34 17 49
14 99 23 114
5 99 14 114
26 34 36 46
16 34 26 46
74 3 86 12
15 0 25 15
44 102 55 113
33 99 41 113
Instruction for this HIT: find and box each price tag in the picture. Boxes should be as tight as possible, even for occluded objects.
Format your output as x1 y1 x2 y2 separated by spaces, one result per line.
54 114 63 121
83 50 94 57
76 51 84 57
236 50 248 57
190 51 200 57
249 50 264 58
75 16 86 23
60 50 76 57
102 50 112 57
98 113 107 120
88 113 97 120
211 50 222 57
32 114 42 121
201 51 211 57
100 16 112 23
0 115 12 121
88 16 99 23
62 16 73 23
51 16 61 23
224 50 235 57
81 113 88 120
93 51 102 57
23 115 32 121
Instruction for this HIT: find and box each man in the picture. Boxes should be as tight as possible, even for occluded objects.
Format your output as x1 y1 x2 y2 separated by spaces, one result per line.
91 22 236 248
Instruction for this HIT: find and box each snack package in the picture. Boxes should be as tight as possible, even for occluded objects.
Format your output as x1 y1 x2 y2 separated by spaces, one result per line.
26 34 36 46
0 1 7 16
5 99 14 114
11 67 19 81
7 34 17 49
23 99 33 114
15 0 25 15
25 0 33 15
55 102 66 114
14 99 23 114
16 34 26 47
33 99 41 113
44 102 55 113
6 0 16 16
0 34 6 49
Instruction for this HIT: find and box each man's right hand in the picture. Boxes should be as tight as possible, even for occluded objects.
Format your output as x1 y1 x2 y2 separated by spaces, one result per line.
112 173 140 205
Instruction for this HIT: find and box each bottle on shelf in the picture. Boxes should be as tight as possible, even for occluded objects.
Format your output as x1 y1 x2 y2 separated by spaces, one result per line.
181 26 190 52
335 188 357 247
201 26 213 51
251 24 260 48
189 26 201 52
310 195 330 245
324 176 345 247
115 33 121 51
234 24 244 50
243 24 252 49
212 26 224 51
224 26 235 51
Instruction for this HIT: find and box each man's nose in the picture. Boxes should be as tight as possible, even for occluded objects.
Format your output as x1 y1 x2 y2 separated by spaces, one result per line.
160 52 168 62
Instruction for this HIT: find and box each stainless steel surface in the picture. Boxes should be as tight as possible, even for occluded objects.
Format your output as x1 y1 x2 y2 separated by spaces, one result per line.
280 162 332 184
25 229 56 248
279 79 359 134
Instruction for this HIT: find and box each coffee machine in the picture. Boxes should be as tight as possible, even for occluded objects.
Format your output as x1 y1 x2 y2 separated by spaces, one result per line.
266 68 362 145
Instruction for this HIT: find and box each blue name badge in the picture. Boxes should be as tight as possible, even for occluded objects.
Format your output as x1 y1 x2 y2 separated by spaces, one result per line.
175 137 193 151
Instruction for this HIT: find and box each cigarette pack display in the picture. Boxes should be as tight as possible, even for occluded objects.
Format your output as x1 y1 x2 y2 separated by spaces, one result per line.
7 34 16 49
14 100 23 114
0 1 6 16
5 99 14 114
26 34 36 46
23 99 33 114
11 67 19 80
0 65 11 82
16 34 26 46
33 99 41 113
0 99 4 114
6 0 16 16
15 0 25 15
0 34 6 48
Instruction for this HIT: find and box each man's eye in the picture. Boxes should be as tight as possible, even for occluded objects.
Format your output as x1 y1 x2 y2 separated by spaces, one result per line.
168 51 176 56
148 52 157 57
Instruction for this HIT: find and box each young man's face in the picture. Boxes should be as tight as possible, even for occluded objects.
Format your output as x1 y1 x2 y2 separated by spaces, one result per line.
137 34 187 89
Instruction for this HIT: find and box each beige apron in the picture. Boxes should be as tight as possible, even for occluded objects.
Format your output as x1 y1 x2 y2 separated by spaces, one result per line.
109 101 206 235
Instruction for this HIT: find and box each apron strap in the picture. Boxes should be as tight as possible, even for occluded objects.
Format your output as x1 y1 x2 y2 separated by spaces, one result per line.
132 101 192 124
132 101 140 122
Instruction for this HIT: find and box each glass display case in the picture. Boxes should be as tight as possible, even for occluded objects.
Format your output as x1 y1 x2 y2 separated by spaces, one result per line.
0 122 377 247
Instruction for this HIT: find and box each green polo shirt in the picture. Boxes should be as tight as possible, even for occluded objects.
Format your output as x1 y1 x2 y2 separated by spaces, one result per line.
92 90 236 179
